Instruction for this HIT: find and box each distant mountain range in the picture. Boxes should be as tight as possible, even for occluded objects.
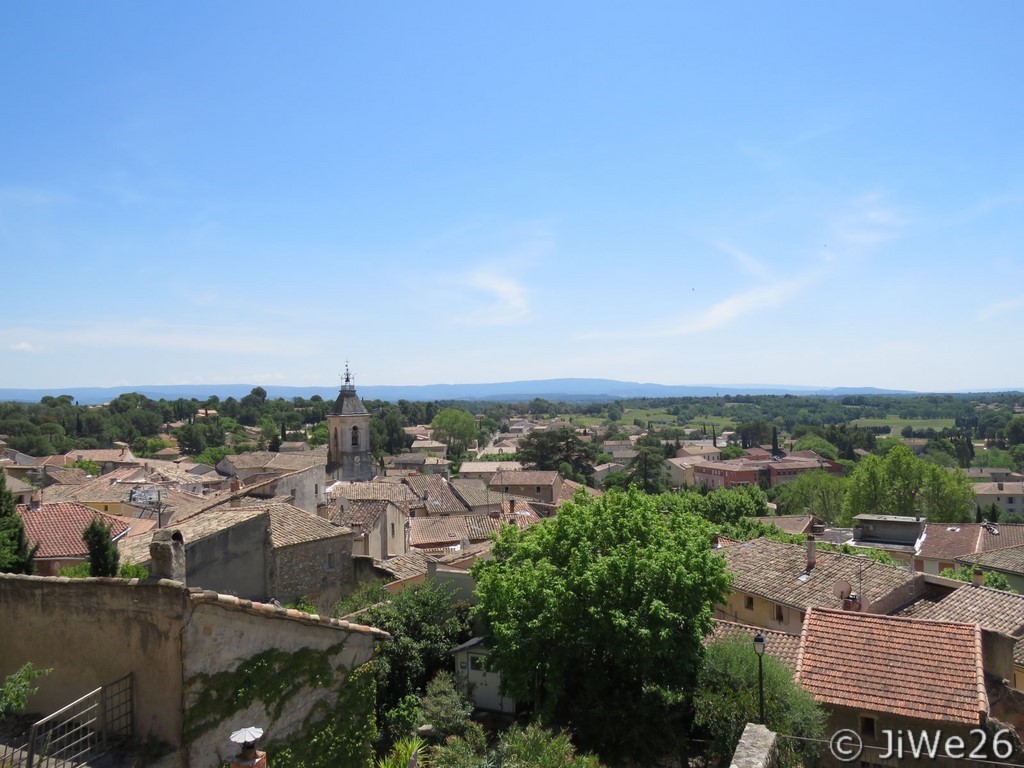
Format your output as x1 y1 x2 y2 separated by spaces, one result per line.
0 379 921 405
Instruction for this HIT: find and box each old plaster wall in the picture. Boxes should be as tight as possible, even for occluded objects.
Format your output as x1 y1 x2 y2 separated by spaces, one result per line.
0 575 187 748
186 514 268 599
182 602 377 768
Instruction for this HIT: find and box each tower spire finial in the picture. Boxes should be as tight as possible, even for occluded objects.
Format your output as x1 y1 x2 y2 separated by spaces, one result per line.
343 361 353 387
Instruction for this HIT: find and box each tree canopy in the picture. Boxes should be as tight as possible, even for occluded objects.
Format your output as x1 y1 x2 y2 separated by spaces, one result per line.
841 444 973 523
429 409 477 458
82 516 120 577
471 488 730 759
516 427 597 484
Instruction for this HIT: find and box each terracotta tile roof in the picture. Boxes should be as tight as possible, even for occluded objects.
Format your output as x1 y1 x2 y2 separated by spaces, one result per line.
435 540 493 565
488 470 560 487
757 514 816 535
710 620 802 670
18 503 131 559
373 550 439 581
404 475 470 515
251 502 349 547
61 447 138 464
718 538 919 612
796 609 987 725
409 509 541 548
910 584 1024 638
974 481 1024 495
958 544 1024 575
449 479 537 510
458 461 523 475
557 479 601 504
333 499 398 528
220 451 324 473
918 523 1024 562
119 506 267 565
43 466 89 485
40 467 143 505
331 481 419 506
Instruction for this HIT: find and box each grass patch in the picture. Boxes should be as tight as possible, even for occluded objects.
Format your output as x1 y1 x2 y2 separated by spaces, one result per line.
850 416 956 434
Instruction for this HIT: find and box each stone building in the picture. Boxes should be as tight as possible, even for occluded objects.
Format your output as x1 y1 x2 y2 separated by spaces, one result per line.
326 366 373 482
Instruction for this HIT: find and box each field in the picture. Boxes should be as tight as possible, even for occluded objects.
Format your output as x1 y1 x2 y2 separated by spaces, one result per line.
560 408 738 432
849 415 956 434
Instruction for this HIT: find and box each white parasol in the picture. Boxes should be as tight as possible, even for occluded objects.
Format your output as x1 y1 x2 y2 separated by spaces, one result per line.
230 726 264 744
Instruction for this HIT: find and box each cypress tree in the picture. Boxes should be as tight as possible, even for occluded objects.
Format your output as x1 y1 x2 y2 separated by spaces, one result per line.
82 517 119 577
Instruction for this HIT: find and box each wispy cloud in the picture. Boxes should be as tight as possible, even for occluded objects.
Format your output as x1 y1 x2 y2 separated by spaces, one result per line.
831 194 907 249
978 297 1024 321
8 342 35 352
456 269 530 325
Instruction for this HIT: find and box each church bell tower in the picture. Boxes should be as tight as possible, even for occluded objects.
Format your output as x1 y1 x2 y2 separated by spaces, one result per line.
327 364 373 481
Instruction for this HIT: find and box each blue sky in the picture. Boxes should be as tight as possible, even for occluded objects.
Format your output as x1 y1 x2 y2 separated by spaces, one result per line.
2 2 1023 392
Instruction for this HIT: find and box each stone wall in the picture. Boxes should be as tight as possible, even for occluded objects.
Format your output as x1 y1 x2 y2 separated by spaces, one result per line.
270 535 354 614
729 723 777 768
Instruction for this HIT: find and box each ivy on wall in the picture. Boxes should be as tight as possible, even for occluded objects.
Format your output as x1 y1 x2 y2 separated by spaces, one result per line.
183 639 376 768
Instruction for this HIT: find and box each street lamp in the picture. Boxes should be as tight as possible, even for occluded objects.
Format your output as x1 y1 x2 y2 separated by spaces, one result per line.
753 632 766 725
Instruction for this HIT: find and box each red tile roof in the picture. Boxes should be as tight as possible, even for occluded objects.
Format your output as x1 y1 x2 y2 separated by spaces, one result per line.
18 503 131 559
710 620 801 670
918 523 1024 562
409 509 541 548
796 609 987 725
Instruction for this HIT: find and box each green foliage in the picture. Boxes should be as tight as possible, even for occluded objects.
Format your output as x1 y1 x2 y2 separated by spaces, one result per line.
334 579 388 617
792 435 840 461
517 428 597 484
430 723 603 768
286 596 317 614
380 694 421 747
58 560 148 578
263 663 376 768
418 672 473 742
430 409 478 458
940 567 1017 592
0 474 37 574
842 445 973 524
472 488 730 760
377 737 428 768
627 445 669 493
358 582 472 748
0 663 51 719
772 469 846 524
184 642 351 745
719 444 745 460
67 459 103 476
82 516 120 577
692 636 825 767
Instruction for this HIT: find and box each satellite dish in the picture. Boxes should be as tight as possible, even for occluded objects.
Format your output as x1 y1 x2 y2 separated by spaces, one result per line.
833 579 852 599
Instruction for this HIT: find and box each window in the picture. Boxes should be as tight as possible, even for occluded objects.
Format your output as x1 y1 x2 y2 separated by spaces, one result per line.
326 552 335 571
469 654 485 672
744 595 754 611
315 484 319 496
773 605 784 623
536 486 541 494
390 522 395 538
859 716 876 738
351 426 360 447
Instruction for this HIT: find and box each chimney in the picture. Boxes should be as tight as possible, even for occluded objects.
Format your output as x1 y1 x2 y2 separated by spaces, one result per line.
29 493 41 511
806 535 816 570
973 568 985 586
998 482 1004 491
510 498 516 514
230 478 241 493
316 502 329 519
427 561 437 578
148 528 186 583
230 496 241 508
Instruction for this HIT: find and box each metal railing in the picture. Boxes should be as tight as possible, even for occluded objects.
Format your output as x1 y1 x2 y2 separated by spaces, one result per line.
0 673 133 768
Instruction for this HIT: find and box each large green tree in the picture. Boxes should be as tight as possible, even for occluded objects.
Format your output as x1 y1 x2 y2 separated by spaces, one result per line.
773 470 846 524
0 474 37 574
472 488 730 760
516 427 597 484
841 444 973 524
429 408 478 458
